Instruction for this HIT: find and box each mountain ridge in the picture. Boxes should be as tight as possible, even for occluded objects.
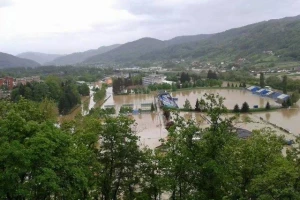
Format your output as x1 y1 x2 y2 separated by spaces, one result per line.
48 44 121 66
17 52 63 65
0 52 40 68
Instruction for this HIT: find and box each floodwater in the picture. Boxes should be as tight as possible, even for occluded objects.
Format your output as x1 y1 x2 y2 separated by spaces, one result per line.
172 89 277 109
104 87 300 148
103 87 278 112
133 111 211 148
253 101 300 136
82 86 96 116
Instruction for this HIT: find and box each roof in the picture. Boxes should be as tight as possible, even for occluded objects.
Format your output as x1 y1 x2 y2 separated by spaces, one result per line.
277 94 289 100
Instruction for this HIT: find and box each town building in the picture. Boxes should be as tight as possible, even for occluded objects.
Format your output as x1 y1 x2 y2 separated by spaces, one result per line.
0 77 14 90
14 76 40 86
142 74 164 86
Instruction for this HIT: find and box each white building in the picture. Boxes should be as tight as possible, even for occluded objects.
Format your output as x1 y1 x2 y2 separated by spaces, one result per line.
142 74 164 86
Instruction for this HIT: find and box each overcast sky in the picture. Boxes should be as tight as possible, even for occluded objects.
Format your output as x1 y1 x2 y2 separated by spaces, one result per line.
1 0 300 55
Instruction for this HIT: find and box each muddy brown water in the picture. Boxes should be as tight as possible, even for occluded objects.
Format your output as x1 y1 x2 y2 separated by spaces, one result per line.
103 87 277 111
102 87 300 147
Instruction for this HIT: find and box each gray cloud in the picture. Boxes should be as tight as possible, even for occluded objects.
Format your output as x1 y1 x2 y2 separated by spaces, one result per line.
2 0 300 54
116 0 300 35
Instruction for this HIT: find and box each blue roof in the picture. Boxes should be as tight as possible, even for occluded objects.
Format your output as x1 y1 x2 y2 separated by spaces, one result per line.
260 90 270 95
158 93 178 108
255 89 267 94
250 87 260 92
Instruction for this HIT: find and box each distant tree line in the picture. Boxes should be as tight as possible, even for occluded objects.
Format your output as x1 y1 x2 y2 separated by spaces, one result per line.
112 75 143 94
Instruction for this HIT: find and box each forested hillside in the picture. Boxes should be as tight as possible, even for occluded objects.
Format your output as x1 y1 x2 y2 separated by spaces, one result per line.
0 52 40 68
84 37 166 64
83 15 300 65
49 44 121 66
141 15 300 62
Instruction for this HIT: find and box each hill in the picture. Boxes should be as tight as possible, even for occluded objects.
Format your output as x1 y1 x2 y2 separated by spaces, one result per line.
140 15 300 63
165 34 212 46
0 52 40 68
82 15 300 66
84 38 166 64
17 52 62 65
49 44 121 66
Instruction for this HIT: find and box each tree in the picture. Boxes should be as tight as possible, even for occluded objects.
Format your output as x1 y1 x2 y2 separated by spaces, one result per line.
282 100 288 108
233 104 240 112
183 99 192 110
265 101 271 110
291 91 300 104
282 75 288 94
0 99 95 199
195 99 200 111
151 103 155 112
207 70 218 79
286 98 292 107
241 102 250 112
78 83 90 96
96 115 145 199
260 72 265 88
266 76 281 89
180 72 190 83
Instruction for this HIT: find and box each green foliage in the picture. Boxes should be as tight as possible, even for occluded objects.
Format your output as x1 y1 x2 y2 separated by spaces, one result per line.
207 70 218 79
180 72 190 83
266 75 281 88
77 83 90 96
112 76 143 94
233 104 240 112
265 101 271 110
282 75 288 94
3 92 300 199
104 107 116 115
195 98 200 111
93 85 107 102
11 77 82 115
291 91 300 104
58 80 81 115
260 72 265 88
183 99 192 110
148 83 172 91
0 99 95 199
151 103 155 112
241 102 250 112
119 106 133 114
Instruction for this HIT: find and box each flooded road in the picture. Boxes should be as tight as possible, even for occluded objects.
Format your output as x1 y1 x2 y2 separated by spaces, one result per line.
82 86 96 116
